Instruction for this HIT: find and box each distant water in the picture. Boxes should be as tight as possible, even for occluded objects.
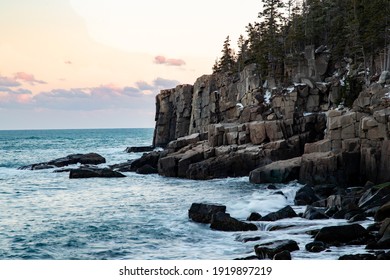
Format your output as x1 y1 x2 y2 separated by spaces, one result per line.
0 128 372 259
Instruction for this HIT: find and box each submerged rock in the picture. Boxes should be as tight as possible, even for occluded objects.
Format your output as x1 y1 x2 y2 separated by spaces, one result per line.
19 153 106 170
125 146 154 153
69 167 126 179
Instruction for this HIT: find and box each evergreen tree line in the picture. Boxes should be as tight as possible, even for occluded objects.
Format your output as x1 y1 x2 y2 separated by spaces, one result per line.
213 0 390 81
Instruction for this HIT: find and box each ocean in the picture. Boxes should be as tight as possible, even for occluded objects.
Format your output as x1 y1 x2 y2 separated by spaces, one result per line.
0 128 371 260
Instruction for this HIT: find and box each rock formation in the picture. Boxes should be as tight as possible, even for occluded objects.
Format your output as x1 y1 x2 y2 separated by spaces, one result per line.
148 44 390 186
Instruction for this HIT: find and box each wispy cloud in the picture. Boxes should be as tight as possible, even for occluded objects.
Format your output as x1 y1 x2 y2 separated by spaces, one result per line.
0 75 21 87
154 55 186 67
0 86 32 95
14 72 46 85
0 77 180 111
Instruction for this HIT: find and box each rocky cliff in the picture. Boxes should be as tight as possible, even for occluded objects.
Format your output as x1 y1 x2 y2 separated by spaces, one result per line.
151 45 390 186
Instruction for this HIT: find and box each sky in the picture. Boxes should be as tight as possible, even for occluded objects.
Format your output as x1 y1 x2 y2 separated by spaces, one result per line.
0 0 260 129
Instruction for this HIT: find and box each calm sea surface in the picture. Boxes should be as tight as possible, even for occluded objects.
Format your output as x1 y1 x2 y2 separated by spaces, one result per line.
0 128 371 259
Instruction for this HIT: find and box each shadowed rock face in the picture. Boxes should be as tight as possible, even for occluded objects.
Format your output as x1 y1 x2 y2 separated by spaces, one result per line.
151 53 390 186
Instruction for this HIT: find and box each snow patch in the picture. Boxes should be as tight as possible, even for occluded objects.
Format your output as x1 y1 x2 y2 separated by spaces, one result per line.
264 90 272 104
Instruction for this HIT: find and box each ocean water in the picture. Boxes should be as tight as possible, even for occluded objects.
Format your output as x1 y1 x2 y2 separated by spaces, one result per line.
0 128 372 260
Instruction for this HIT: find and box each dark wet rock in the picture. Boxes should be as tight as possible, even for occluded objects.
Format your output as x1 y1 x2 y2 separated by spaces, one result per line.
109 161 134 172
377 251 390 260
311 199 327 207
188 203 226 224
366 218 390 249
339 254 377 260
125 146 154 153
269 225 295 231
314 224 368 245
267 185 278 190
241 236 262 243
348 213 367 223
358 182 390 216
331 209 348 219
273 250 291 260
294 185 320 206
19 163 56 170
235 255 259 260
302 206 328 220
247 212 262 221
255 240 299 259
19 153 106 170
261 206 298 221
305 241 326 253
210 212 257 232
136 164 158 175
273 191 286 197
324 206 339 217
375 201 390 222
69 167 126 179
366 223 381 233
131 151 161 171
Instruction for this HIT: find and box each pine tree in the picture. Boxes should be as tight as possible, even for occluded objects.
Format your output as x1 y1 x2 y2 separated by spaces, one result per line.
258 0 286 78
218 36 236 73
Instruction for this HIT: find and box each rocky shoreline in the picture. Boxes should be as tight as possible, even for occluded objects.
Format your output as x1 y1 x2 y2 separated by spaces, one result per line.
18 47 390 259
132 46 390 259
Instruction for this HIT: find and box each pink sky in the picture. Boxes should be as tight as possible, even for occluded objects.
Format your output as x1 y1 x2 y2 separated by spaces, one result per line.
0 0 260 129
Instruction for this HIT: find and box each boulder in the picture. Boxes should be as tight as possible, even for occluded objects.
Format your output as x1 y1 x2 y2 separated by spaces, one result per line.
294 185 320 206
366 218 390 249
210 212 257 232
131 151 161 171
158 156 178 177
375 201 390 222
109 160 133 172
69 167 126 179
305 241 326 253
247 212 263 221
249 157 301 184
302 206 328 220
299 152 340 185
260 206 298 221
255 240 299 259
314 224 368 245
273 250 292 260
136 164 158 175
188 203 226 224
358 182 390 215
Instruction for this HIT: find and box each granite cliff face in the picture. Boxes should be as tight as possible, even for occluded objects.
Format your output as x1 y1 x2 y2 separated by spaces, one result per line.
151 46 390 186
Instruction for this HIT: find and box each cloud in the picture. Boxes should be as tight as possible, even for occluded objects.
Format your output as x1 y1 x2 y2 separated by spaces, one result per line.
154 55 186 67
0 75 21 87
14 72 47 85
0 77 180 111
0 86 32 95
